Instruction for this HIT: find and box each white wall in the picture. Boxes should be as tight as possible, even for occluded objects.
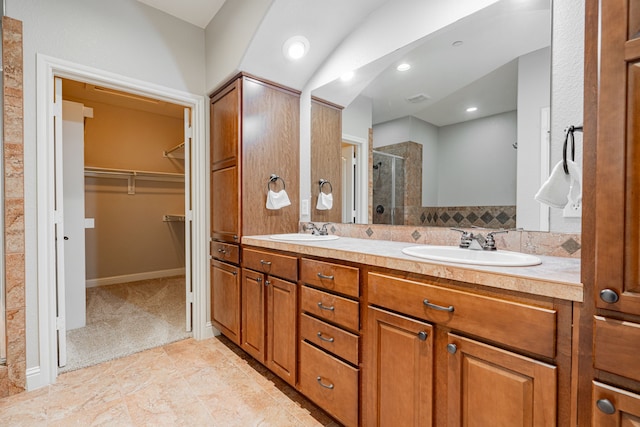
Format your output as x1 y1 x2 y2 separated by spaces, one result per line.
517 47 551 230
549 0 584 233
7 0 206 371
437 111 517 206
342 95 373 141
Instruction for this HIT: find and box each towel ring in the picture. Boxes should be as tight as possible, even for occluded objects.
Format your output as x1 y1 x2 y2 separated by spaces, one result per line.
562 125 583 174
319 179 333 194
267 174 286 191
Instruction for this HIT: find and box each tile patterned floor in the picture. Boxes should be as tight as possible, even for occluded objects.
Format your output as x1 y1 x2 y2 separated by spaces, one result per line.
0 336 340 426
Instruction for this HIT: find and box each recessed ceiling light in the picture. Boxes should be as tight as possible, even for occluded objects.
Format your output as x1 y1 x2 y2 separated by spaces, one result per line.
340 71 355 81
397 63 411 72
466 106 478 112
452 40 464 47
282 35 310 60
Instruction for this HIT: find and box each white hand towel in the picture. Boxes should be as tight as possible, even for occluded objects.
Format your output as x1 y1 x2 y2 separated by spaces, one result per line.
316 192 333 210
266 189 291 210
534 160 582 209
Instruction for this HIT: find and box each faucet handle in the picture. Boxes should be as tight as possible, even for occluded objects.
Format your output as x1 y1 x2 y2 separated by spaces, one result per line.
484 230 509 251
451 228 473 248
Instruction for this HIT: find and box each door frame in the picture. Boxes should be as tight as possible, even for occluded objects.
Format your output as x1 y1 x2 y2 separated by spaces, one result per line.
342 134 368 224
35 54 211 386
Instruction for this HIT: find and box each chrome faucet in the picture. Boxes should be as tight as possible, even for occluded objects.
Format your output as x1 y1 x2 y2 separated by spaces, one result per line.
451 228 508 251
304 222 330 236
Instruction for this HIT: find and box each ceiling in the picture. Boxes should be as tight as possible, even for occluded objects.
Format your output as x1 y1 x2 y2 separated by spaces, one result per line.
136 0 227 28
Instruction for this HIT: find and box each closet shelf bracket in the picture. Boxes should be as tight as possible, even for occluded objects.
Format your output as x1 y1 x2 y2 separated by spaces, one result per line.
163 214 186 222
163 142 185 159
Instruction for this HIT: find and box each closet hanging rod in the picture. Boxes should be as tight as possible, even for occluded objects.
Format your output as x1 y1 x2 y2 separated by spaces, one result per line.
163 142 185 158
84 166 184 181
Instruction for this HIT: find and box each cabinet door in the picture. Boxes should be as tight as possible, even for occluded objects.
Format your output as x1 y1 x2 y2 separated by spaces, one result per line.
266 276 297 386
593 381 640 426
595 0 640 315
211 80 240 169
211 166 239 243
364 307 433 427
447 333 557 427
241 268 266 362
211 260 240 345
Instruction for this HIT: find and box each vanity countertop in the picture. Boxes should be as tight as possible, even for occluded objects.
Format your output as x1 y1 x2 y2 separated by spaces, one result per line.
242 235 582 302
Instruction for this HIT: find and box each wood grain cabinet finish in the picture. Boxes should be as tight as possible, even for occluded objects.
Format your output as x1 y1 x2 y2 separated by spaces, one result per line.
594 316 640 383
300 257 359 298
364 307 433 427
241 268 266 362
300 285 360 332
593 381 640 426
300 312 359 365
210 260 241 345
447 333 557 427
211 241 240 264
243 248 297 282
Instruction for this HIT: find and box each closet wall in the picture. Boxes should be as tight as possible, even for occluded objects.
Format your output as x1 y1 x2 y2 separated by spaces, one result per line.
65 88 186 283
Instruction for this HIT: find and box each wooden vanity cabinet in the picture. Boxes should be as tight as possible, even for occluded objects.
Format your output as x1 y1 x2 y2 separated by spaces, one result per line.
298 257 360 427
210 241 241 346
241 247 298 386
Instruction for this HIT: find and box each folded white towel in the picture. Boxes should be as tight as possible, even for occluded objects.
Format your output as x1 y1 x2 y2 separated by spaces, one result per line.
266 189 291 210
534 160 582 209
316 192 333 210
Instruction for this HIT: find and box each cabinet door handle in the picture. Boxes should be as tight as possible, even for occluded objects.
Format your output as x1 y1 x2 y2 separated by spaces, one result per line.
232 271 237 276
317 302 335 311
265 280 270 287
417 331 428 341
317 332 335 343
256 277 262 283
317 273 334 280
233 235 238 241
599 289 619 304
446 343 457 354
260 260 272 266
217 248 227 254
596 399 616 415
423 299 454 312
316 376 334 389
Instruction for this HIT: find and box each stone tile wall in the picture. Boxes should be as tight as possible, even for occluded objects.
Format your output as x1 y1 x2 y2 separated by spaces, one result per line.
1 16 25 398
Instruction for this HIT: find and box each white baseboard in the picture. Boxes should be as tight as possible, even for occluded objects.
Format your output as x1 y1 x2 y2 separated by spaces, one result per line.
26 366 47 391
86 268 186 288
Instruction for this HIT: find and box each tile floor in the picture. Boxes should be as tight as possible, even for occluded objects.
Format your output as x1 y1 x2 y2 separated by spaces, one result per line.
0 336 339 426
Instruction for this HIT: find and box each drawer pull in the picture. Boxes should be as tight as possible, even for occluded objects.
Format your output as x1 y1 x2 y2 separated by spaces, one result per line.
423 299 455 312
317 272 335 280
417 331 428 341
596 399 616 415
317 332 335 343
260 260 272 266
217 248 227 254
447 343 457 354
316 376 335 390
317 302 335 311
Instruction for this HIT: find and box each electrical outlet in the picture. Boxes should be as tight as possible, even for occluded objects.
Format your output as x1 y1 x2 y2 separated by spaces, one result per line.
301 199 309 216
563 200 582 218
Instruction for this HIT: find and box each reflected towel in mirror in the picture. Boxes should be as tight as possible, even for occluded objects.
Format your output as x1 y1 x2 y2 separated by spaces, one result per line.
534 160 582 209
266 189 291 210
316 192 333 210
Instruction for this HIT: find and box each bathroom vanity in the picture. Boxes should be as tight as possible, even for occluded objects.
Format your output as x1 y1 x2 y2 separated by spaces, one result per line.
229 235 581 426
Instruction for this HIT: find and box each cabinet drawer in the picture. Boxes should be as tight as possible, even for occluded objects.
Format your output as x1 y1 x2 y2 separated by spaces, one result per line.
300 313 359 365
300 258 359 298
211 241 239 264
594 316 640 382
301 286 359 332
368 272 557 358
243 248 297 281
299 341 358 427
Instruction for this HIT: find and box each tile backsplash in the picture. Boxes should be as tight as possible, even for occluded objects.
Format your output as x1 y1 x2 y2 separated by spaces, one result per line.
305 222 581 259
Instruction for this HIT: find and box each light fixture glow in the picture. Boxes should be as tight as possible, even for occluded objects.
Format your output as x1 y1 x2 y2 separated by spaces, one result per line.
340 71 355 81
397 63 411 72
282 36 310 60
466 106 478 112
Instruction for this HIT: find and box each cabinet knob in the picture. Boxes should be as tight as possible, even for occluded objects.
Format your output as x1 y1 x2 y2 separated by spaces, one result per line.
265 280 270 287
256 277 262 283
596 399 616 415
446 343 457 354
599 289 619 304
417 331 428 341
233 235 238 241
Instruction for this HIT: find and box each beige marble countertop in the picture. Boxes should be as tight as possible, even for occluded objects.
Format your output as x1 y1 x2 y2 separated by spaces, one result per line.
242 235 583 302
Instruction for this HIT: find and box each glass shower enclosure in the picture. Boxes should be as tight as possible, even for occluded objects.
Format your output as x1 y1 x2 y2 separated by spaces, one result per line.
372 151 405 225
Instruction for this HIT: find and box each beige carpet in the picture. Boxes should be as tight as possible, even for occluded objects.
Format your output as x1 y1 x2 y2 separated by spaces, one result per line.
61 276 192 373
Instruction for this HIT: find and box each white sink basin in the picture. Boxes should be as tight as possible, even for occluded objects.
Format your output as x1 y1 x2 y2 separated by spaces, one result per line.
401 245 542 267
269 233 340 242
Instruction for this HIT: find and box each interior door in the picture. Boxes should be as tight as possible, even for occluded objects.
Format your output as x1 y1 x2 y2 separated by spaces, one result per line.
184 107 193 332
53 77 67 367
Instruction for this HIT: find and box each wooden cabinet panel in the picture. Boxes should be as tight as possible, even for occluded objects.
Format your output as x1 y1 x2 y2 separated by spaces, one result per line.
300 258 359 298
267 277 297 386
211 241 239 264
300 313 359 365
210 80 240 170
368 272 557 358
594 316 640 382
241 268 265 362
243 248 297 282
447 333 557 427
364 307 433 427
301 285 359 331
299 340 359 427
211 260 240 345
211 166 239 243
593 381 640 426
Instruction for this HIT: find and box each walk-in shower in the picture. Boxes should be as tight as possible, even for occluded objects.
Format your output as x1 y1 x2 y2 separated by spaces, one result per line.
372 151 405 225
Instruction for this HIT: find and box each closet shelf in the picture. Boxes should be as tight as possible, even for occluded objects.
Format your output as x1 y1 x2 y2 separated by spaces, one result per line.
84 166 184 195
163 142 185 159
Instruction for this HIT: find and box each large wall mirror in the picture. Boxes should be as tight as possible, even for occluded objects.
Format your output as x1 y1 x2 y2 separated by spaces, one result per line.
311 0 552 231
